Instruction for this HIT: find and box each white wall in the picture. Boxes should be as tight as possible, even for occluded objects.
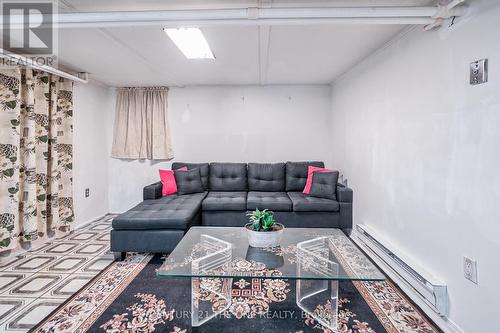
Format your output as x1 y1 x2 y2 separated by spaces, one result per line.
329 1 500 332
108 85 333 212
73 81 115 228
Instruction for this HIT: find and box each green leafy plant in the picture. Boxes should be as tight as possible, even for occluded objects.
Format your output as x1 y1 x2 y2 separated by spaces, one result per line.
246 208 276 231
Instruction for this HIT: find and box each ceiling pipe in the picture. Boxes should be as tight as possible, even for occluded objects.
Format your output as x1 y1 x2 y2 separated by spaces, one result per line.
424 0 466 30
0 49 88 83
46 17 436 28
256 6 456 18
4 5 466 28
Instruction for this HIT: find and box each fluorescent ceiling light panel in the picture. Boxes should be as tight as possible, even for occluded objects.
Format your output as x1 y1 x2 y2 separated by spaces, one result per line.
164 28 214 59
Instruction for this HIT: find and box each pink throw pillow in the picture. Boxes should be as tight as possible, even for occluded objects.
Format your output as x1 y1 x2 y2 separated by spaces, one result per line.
303 166 337 194
159 166 187 196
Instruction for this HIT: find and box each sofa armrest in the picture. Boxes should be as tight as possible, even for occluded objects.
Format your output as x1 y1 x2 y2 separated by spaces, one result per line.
337 184 353 203
337 184 353 234
143 181 163 200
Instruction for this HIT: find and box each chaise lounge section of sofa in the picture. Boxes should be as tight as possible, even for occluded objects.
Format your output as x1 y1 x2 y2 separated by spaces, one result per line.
111 161 353 259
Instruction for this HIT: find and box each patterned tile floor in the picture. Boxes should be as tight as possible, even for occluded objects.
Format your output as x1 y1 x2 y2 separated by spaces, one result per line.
0 214 116 332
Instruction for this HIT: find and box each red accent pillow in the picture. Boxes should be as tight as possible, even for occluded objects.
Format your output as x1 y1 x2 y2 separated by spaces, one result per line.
303 166 337 194
159 166 187 196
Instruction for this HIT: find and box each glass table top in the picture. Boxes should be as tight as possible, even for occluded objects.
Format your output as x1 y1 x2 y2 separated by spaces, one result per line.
157 227 385 281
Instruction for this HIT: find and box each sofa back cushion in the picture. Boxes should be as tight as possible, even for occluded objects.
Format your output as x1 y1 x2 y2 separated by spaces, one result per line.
248 163 285 191
209 163 248 191
172 162 209 190
285 161 325 191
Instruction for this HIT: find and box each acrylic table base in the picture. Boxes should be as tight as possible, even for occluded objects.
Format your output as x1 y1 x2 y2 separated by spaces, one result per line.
190 234 233 327
296 236 340 330
296 279 338 330
191 277 233 327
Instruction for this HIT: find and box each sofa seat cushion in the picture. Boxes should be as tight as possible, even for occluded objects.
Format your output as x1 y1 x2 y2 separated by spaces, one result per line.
202 191 247 211
247 191 292 211
287 192 339 212
112 192 207 230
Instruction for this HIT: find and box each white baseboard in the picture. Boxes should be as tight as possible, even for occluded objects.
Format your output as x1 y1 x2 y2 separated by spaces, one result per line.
351 232 465 333
73 213 109 230
446 319 465 333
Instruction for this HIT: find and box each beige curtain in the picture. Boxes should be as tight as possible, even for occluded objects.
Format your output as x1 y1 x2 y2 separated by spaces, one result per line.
111 87 174 160
0 67 74 252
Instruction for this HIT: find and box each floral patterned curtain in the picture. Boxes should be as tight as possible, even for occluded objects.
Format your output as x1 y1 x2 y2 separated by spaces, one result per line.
0 67 74 252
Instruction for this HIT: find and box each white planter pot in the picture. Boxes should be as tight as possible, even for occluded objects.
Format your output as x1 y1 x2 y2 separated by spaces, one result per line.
245 223 284 248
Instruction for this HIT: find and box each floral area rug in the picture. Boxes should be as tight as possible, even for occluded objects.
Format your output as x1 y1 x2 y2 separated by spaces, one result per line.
31 253 442 333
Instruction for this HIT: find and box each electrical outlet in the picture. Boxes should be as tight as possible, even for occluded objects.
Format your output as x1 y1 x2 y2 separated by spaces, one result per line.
470 59 488 85
85 188 90 198
463 256 478 284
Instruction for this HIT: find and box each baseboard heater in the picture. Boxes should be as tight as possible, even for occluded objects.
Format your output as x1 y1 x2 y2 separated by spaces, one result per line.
353 224 448 316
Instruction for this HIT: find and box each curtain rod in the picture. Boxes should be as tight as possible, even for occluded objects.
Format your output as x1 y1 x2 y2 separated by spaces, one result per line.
117 86 168 90
0 50 88 84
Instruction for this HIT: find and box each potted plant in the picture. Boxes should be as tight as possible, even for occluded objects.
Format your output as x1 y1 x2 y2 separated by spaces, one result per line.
245 209 284 247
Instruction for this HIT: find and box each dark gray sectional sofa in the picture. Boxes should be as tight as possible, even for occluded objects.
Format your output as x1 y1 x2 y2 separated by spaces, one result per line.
111 161 353 259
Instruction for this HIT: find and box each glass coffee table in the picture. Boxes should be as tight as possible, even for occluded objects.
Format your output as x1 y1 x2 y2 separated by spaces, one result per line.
157 227 384 330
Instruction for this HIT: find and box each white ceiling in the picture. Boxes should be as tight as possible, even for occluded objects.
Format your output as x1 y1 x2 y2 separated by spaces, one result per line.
56 0 432 87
